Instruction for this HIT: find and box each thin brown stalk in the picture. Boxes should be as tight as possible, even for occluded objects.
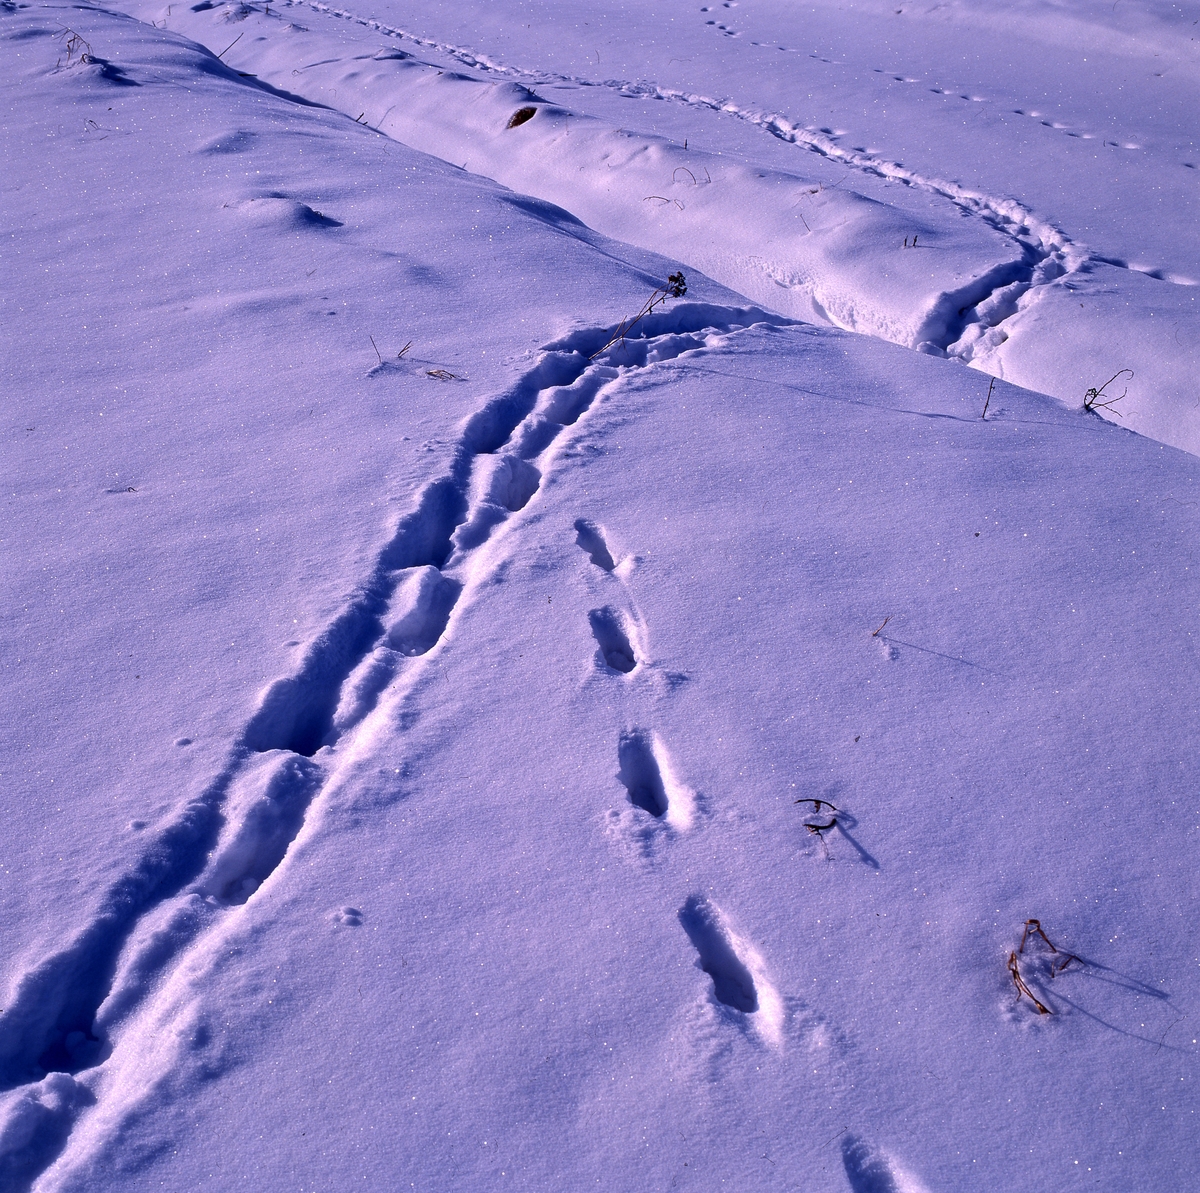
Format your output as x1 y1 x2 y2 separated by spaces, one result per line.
1008 952 1052 1014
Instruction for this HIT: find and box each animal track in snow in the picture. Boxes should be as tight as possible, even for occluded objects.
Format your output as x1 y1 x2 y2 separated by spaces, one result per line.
197 752 325 905
451 455 542 551
384 566 462 655
677 896 781 1042
612 730 698 831
329 566 461 735
617 730 668 816
573 518 616 571
679 896 758 1012
841 1134 930 1193
588 605 638 673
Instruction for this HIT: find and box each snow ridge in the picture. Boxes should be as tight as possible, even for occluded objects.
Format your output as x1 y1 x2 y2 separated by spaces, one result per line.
108 0 1200 456
0 301 787 1188
264 0 1091 350
274 0 1193 366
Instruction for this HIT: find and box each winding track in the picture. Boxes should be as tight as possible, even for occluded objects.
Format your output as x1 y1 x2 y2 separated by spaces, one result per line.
0 300 785 1188
271 0 1192 364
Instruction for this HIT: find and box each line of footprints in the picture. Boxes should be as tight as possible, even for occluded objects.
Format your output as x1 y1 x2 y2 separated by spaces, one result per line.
573 515 875 1039
571 516 926 1190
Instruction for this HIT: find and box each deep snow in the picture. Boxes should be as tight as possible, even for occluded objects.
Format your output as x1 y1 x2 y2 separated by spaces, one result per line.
115 0 1200 453
2 2 1199 1191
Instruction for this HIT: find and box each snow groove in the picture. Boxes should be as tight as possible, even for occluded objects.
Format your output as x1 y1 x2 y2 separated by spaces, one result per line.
0 762 242 1093
0 300 783 1184
273 0 1191 366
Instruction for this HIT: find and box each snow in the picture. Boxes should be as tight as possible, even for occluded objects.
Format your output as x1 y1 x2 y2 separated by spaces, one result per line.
2 1 1198 1190
117 0 1200 451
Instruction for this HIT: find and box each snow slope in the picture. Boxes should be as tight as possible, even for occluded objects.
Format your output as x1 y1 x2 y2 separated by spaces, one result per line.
3 3 1200 1192
116 0 1200 454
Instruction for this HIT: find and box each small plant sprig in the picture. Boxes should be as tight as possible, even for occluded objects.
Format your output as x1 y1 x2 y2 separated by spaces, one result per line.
794 797 838 826
1083 369 1132 415
795 798 838 857
1019 918 1079 975
56 24 93 67
1007 951 1051 1014
590 271 687 360
1008 918 1081 1015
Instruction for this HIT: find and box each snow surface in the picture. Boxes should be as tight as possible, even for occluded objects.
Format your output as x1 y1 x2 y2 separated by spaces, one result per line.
2 1 1199 1190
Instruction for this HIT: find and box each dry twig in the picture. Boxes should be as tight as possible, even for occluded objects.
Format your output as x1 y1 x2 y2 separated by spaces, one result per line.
1020 919 1080 975
794 798 838 812
1083 369 1132 415
55 24 92 66
589 272 687 360
1008 951 1052 1014
216 31 244 60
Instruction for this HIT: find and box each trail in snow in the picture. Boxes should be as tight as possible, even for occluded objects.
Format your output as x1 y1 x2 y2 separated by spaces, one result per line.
7 4 1200 1189
278 0 1075 324
0 301 790 1187
275 0 1196 322
123 0 1200 459
126 1 1027 348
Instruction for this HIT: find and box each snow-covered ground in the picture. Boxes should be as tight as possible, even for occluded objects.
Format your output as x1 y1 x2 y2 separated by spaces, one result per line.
2 2 1198 1190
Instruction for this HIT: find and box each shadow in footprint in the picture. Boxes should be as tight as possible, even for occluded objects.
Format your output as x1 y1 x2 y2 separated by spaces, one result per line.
588 606 636 672
617 731 668 817
243 479 464 756
201 754 325 905
678 895 758 1013
841 1135 902 1193
481 455 541 513
385 566 461 656
574 518 615 571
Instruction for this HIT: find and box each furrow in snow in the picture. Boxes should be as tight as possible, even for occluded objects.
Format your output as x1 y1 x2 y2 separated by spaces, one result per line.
318 0 1073 367
117 0 1027 354
0 302 782 1187
306 0 1200 296
134 0 1200 455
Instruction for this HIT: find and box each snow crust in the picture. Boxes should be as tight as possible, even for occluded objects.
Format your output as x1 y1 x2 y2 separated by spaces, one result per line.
2 2 1199 1191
